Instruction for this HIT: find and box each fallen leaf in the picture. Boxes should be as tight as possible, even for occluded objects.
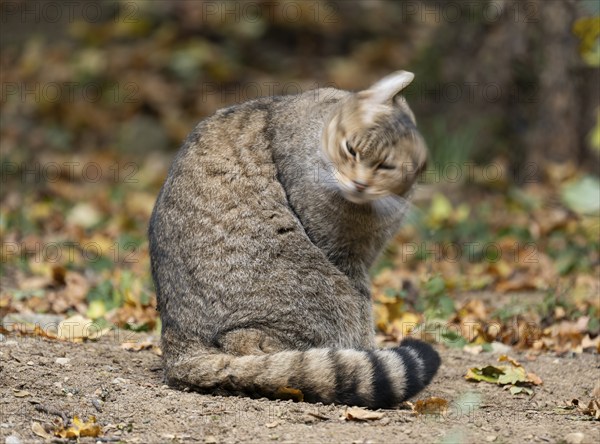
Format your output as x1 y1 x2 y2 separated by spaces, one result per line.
463 344 483 355
343 407 385 421
465 365 506 384
585 398 600 420
497 365 527 385
54 415 101 438
560 175 600 215
581 334 600 352
274 386 304 402
498 355 522 367
57 315 109 342
66 203 102 228
412 397 449 415
13 389 31 398
526 372 543 386
121 339 162 356
465 356 542 388
31 422 52 439
509 386 533 396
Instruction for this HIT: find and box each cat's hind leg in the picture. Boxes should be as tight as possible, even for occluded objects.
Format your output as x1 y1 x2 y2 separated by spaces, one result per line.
217 328 288 355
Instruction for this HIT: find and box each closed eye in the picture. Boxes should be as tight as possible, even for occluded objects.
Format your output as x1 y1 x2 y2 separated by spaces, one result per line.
377 163 395 171
345 140 357 158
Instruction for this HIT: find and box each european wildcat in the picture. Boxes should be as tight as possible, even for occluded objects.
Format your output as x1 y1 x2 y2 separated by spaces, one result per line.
149 71 440 409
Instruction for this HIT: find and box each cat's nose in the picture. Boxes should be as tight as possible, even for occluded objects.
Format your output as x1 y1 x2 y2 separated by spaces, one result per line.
353 180 368 192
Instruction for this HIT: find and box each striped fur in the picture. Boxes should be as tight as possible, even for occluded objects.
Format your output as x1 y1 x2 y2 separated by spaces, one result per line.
165 339 440 409
150 71 440 408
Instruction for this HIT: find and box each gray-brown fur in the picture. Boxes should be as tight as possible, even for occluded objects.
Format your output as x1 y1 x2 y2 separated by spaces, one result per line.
149 72 440 408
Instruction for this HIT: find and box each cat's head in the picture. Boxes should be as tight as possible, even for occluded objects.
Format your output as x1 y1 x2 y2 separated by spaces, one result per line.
322 71 427 204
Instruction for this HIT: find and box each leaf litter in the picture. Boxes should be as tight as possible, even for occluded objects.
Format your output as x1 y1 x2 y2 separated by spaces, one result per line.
465 355 543 395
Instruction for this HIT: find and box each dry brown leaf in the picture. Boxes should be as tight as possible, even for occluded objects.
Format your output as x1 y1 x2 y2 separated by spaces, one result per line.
459 314 483 342
343 407 385 421
60 271 90 305
586 399 600 420
18 275 53 291
566 398 600 421
527 372 543 386
121 340 162 355
498 355 522 367
31 421 53 439
581 334 600 352
495 273 538 293
412 397 449 416
274 386 304 402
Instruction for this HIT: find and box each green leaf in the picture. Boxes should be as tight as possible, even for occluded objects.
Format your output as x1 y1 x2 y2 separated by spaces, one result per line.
589 110 600 152
560 176 600 215
481 342 493 352
466 365 505 383
86 300 106 320
424 275 446 297
441 330 468 348
497 365 527 385
429 194 453 225
510 386 533 396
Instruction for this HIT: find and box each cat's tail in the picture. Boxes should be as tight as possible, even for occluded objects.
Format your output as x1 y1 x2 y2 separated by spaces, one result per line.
165 338 441 409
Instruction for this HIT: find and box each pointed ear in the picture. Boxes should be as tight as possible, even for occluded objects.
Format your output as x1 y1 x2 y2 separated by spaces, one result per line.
362 71 415 105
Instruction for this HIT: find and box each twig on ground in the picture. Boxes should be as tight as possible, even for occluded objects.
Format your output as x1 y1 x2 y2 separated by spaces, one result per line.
34 404 69 423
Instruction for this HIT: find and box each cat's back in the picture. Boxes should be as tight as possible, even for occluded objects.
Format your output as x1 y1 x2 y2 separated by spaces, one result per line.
157 87 348 204
190 86 347 153
148 86 369 350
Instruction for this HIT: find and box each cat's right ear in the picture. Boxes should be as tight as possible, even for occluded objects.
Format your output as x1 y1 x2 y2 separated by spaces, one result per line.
362 71 415 106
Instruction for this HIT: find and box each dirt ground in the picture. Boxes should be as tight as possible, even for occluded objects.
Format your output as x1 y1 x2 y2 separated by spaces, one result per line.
1 327 599 444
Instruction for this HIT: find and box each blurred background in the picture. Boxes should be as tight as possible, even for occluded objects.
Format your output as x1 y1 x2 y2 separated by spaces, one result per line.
1 0 599 352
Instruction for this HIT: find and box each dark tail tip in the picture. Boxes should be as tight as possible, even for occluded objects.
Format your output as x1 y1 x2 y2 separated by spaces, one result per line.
399 338 441 385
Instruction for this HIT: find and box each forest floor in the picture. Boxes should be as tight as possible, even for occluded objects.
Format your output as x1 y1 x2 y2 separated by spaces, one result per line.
2 311 599 444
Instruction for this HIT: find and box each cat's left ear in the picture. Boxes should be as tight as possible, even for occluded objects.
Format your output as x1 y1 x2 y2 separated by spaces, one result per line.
362 71 414 105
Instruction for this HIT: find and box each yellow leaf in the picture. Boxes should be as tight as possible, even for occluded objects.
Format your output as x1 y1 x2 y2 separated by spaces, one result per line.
588 110 600 152
57 315 109 342
55 415 101 438
390 312 421 338
429 193 453 226
498 355 522 367
372 303 389 331
87 300 107 319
